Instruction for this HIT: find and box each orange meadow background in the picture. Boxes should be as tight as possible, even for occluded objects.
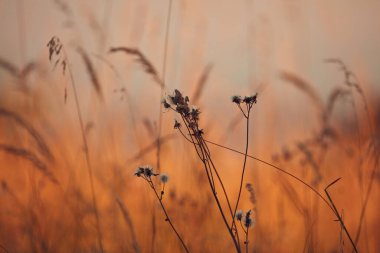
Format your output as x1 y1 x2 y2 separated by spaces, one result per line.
0 1 379 252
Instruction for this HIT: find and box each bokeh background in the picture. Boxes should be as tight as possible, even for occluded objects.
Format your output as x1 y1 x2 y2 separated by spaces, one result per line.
0 0 379 252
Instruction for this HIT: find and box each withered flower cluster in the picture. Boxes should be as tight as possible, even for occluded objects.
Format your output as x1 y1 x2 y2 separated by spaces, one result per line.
231 94 258 119
232 94 257 106
162 89 203 137
134 165 159 178
235 209 254 229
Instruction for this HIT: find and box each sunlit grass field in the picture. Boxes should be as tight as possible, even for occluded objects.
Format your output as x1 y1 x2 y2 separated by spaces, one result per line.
0 1 379 252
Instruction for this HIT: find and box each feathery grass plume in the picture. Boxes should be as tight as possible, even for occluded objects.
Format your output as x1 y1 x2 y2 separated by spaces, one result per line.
47 36 68 102
109 47 164 88
0 57 36 82
325 58 363 95
0 144 58 184
0 58 19 77
245 183 256 207
323 88 350 124
296 142 322 186
77 47 104 101
46 36 67 70
280 71 323 113
192 64 213 104
115 197 141 253
0 108 54 162
326 59 376 248
47 36 104 253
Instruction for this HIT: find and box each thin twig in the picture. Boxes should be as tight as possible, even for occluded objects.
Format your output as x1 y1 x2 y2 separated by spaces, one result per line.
324 178 358 253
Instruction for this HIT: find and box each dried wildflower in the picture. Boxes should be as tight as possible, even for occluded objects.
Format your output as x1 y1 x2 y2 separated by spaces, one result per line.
232 95 242 104
143 166 156 177
162 98 171 109
243 210 254 229
194 129 204 137
235 210 244 221
176 104 190 116
190 106 200 121
134 165 158 178
134 167 145 177
174 120 181 129
169 89 186 106
159 173 169 183
243 94 257 105
188 121 197 129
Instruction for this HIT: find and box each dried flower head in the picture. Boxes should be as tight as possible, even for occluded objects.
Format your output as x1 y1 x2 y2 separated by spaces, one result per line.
169 89 186 106
134 165 158 178
162 98 171 109
159 173 169 183
243 210 254 229
232 95 242 104
190 106 200 121
194 128 204 137
174 120 181 129
235 210 244 221
243 94 257 105
134 167 145 177
144 166 155 177
176 104 190 116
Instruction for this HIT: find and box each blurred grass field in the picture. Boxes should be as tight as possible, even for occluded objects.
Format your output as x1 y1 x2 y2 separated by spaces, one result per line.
0 1 379 252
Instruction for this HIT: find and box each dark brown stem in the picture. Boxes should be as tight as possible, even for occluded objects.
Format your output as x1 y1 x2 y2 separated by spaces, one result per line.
324 178 358 253
204 139 334 213
232 106 251 228
245 228 249 253
180 120 241 253
147 178 190 253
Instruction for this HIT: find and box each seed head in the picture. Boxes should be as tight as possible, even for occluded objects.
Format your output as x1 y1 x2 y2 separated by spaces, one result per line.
162 98 171 109
235 210 244 221
134 165 158 178
232 95 242 104
159 173 169 183
243 94 257 105
134 167 145 177
243 210 254 229
174 120 181 129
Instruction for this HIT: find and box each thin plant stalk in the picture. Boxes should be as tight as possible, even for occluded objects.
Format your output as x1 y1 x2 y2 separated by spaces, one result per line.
325 178 358 253
245 228 249 253
138 173 189 253
153 1 173 250
156 0 173 171
64 48 104 253
177 113 241 253
204 139 334 213
206 138 360 251
232 104 252 227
